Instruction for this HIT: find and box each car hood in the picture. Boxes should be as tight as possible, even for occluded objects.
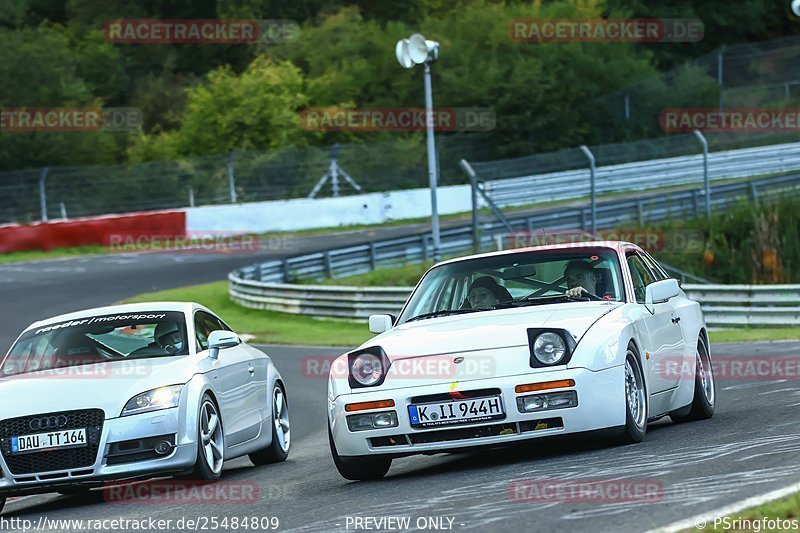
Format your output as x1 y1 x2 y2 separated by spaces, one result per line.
0 356 200 419
345 302 620 393
369 301 620 358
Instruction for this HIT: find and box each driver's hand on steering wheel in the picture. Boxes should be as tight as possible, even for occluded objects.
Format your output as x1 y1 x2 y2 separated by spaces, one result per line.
565 286 590 298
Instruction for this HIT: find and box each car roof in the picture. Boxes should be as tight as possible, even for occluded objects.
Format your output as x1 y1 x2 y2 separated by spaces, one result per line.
432 240 640 268
24 302 205 331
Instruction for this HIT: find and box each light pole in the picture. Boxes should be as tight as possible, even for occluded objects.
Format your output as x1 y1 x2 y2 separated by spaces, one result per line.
396 34 441 261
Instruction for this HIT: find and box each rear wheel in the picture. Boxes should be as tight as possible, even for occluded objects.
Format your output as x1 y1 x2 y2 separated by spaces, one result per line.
190 395 225 481
249 382 291 465
670 338 715 423
328 426 391 481
620 346 647 444
0 496 5 514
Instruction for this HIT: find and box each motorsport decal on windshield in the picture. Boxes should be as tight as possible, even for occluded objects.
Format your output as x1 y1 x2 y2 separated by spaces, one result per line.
32 313 170 336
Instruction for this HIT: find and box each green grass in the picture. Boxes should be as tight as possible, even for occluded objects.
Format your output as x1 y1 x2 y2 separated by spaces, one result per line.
122 281 372 347
0 245 109 264
708 327 800 343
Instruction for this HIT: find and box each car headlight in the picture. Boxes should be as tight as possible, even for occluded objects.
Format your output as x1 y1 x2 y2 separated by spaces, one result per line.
530 331 573 366
350 353 384 387
121 385 183 416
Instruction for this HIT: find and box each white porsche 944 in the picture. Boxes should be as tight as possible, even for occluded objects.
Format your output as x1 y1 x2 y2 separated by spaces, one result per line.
0 302 290 512
327 241 715 480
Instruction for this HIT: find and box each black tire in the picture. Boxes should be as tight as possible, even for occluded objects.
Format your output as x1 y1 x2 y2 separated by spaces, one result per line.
249 382 290 465
328 426 391 481
670 337 715 423
0 496 5 515
190 394 225 482
619 345 647 444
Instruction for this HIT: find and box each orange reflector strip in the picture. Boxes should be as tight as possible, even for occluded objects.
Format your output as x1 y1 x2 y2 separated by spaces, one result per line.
345 399 395 412
515 379 575 394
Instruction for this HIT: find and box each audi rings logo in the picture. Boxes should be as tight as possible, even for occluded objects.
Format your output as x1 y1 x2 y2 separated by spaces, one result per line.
29 415 69 431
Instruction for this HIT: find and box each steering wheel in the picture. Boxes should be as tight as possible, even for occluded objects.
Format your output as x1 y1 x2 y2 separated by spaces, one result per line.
565 288 602 301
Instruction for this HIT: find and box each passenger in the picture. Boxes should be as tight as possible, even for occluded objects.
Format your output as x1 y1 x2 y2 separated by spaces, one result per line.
466 276 513 309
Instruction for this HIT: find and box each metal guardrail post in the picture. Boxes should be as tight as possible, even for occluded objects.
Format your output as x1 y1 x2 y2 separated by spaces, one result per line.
227 151 237 204
281 259 290 282
579 145 596 233
323 251 333 278
369 243 378 271
461 159 481 252
693 130 710 228
39 167 49 222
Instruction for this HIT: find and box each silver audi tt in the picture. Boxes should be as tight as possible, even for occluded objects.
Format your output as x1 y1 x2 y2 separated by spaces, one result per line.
0 302 291 513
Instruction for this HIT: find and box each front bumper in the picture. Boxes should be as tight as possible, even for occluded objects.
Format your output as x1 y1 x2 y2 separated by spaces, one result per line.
0 407 196 496
329 365 625 457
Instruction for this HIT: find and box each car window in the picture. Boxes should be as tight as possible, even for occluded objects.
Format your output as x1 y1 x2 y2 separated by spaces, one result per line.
194 311 227 350
641 252 668 281
626 253 655 304
398 248 625 323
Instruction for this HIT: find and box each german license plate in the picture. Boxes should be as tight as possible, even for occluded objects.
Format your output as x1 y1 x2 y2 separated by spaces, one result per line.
408 396 505 428
11 429 87 454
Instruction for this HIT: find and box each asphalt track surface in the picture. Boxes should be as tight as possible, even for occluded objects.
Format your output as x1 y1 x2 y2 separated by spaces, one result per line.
1 226 800 532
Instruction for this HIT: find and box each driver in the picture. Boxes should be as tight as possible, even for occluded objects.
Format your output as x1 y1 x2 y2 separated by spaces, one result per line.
564 260 597 298
154 322 185 354
466 276 513 310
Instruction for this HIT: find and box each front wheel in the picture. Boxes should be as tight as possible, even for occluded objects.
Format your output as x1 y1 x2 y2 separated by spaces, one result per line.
670 338 715 423
250 383 290 465
190 395 225 481
619 347 647 444
328 426 391 481
0 496 5 514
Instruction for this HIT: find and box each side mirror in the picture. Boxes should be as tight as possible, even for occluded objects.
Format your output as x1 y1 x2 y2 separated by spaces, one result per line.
645 279 680 307
208 330 241 360
368 314 393 334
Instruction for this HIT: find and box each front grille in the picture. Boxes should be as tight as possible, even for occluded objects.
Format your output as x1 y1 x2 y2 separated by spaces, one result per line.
0 409 104 475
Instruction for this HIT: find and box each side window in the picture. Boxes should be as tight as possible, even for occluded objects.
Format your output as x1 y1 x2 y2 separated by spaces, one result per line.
641 252 668 281
194 311 224 351
626 253 655 304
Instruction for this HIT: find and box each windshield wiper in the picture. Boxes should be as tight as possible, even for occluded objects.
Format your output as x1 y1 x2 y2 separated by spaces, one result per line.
405 309 481 323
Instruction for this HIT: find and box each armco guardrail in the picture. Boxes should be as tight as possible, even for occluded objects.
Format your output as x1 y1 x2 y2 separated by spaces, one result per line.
228 278 800 327
232 172 800 285
479 142 800 207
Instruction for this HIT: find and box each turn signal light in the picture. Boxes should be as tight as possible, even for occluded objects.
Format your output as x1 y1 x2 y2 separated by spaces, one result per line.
345 399 395 412
515 379 575 394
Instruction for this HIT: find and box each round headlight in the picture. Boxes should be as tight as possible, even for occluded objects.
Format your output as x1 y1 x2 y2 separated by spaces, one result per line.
350 353 384 386
533 332 567 365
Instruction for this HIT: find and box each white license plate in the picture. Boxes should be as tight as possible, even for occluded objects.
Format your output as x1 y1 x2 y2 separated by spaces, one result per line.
11 429 87 455
408 396 505 428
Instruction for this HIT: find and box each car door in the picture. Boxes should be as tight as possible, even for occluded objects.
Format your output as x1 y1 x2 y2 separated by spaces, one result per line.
626 252 684 393
195 311 261 446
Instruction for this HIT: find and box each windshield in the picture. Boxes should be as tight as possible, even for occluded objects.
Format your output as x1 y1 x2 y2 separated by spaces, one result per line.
1 311 189 378
397 248 624 324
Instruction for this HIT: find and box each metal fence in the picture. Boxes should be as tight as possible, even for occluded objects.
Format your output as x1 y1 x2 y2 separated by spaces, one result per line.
232 171 800 288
